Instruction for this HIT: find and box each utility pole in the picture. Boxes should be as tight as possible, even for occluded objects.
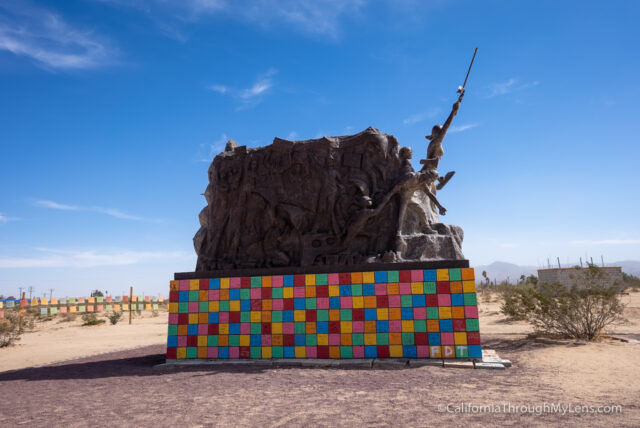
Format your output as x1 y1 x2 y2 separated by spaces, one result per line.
28 286 33 300
601 255 605 267
557 257 561 269
18 287 23 300
49 288 54 300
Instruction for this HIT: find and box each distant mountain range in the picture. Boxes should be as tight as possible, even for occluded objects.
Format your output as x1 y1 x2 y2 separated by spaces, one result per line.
474 260 640 283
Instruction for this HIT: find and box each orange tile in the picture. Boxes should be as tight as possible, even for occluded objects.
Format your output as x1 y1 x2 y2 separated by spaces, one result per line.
351 272 363 284
449 281 463 294
305 286 316 297
329 346 341 359
461 268 475 281
387 283 399 295
389 308 402 320
178 325 188 336
329 309 340 321
306 323 316 334
262 299 272 311
197 347 207 358
341 334 352 345
364 320 377 333
199 290 208 301
389 332 402 345
364 296 377 308
261 311 271 323
262 276 272 287
272 335 283 346
451 307 465 319
219 289 229 301
169 280 179 291
218 335 229 346
427 320 440 332
198 313 208 324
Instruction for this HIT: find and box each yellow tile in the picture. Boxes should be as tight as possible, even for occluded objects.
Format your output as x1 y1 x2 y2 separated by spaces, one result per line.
169 302 178 313
190 279 199 290
197 336 207 347
436 269 449 281
145 304 152 311
262 347 272 359
454 332 467 345
220 277 230 289
294 310 306 322
283 287 294 299
305 274 316 285
41 298 48 305
328 285 340 297
376 308 389 320
364 333 377 345
219 324 229 335
88 297 95 303
177 348 187 359
295 346 306 358
363 272 375 283
352 296 364 308
51 298 58 305
188 314 198 324
239 335 251 346
272 322 283 334
317 334 329 346
462 281 476 293
411 282 423 294
429 346 442 358
208 301 219 312
229 300 240 311
401 320 414 332
340 321 352 333
439 307 452 319
389 345 403 358
250 311 261 323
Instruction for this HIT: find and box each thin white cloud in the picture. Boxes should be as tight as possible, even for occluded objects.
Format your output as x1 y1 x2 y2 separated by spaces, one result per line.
403 108 440 125
197 133 228 162
449 123 478 133
0 2 115 70
570 239 640 246
209 68 277 108
488 78 539 97
0 213 18 224
94 0 366 38
286 131 298 140
0 248 192 268
34 199 152 222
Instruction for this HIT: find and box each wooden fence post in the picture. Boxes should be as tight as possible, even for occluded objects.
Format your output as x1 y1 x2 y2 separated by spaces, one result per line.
129 286 133 325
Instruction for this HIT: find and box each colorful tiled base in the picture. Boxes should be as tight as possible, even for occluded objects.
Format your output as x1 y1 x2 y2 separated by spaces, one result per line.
166 267 481 360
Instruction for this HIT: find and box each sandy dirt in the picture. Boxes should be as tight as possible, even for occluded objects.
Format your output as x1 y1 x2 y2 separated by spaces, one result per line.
0 292 638 427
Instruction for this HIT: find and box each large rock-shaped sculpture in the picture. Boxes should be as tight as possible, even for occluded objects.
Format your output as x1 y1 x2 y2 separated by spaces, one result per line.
194 127 464 271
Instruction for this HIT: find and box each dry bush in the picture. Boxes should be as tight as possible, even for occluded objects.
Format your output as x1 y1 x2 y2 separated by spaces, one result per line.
81 313 105 326
500 265 625 340
0 312 22 347
107 311 123 325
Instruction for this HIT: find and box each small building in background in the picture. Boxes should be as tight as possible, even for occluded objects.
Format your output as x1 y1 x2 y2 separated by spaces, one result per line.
537 266 623 288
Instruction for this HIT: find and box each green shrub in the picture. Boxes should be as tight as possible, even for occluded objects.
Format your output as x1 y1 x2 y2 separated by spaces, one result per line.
107 311 123 325
0 312 22 347
81 313 105 326
500 265 625 340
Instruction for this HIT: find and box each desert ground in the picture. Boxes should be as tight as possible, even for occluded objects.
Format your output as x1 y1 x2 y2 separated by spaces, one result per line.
0 292 638 427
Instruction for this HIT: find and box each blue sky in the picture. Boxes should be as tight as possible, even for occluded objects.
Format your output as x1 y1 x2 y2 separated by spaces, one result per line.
1 0 639 297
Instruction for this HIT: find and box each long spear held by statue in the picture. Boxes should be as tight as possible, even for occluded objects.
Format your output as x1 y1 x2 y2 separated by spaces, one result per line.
420 47 477 192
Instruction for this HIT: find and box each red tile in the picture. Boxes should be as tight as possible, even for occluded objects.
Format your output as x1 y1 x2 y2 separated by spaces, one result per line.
329 321 341 333
306 310 317 322
352 308 364 321
229 312 240 323
261 323 271 334
239 347 251 358
251 300 262 311
316 285 329 297
261 288 271 299
208 324 219 335
377 345 390 358
436 283 450 294
339 273 351 284
178 313 189 324
169 291 179 302
187 336 197 347
317 346 330 359
283 299 294 310
467 332 481 345
199 279 209 290
241 277 251 288
376 295 389 307
283 334 295 346
426 295 438 307
414 332 428 345
294 275 306 286
453 319 466 331
399 270 412 282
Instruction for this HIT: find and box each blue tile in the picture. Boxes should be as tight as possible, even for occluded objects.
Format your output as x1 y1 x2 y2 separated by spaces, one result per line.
365 346 378 358
218 347 229 359
339 285 352 296
229 289 240 300
363 284 375 296
284 275 294 287
250 334 262 346
374 271 387 283
364 308 377 321
240 300 251 311
209 278 220 289
179 291 189 302
187 324 198 335
423 270 437 281
208 312 219 323
376 320 389 332
428 333 441 345
329 297 341 309
451 294 464 306
412 295 426 307
229 323 240 335
167 336 177 347
401 308 414 320
294 334 306 346
284 347 295 358
439 319 453 332
317 321 329 334
283 311 294 322
468 345 482 358
294 298 306 310
403 345 417 358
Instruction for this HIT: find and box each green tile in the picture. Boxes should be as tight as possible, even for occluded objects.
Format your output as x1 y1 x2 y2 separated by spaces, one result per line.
463 293 477 306
340 346 353 358
414 320 427 332
272 346 283 358
218 300 229 312
271 288 283 299
168 325 178 336
317 310 329 322
376 332 389 345
189 290 199 301
315 274 328 285
455 345 469 358
402 333 415 345
449 268 462 281
178 302 189 313
340 309 352 321
228 335 239 346
387 270 399 282
294 322 306 334
305 298 316 310
250 323 261 334
466 319 479 331
426 307 439 319
401 295 413 307
199 301 208 312
240 289 251 300
240 312 251 323
251 276 262 287
186 347 197 359
351 284 363 296
305 334 317 346
250 347 261 358
207 335 218 346
424 282 436 294
352 333 364 346
271 311 283 322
